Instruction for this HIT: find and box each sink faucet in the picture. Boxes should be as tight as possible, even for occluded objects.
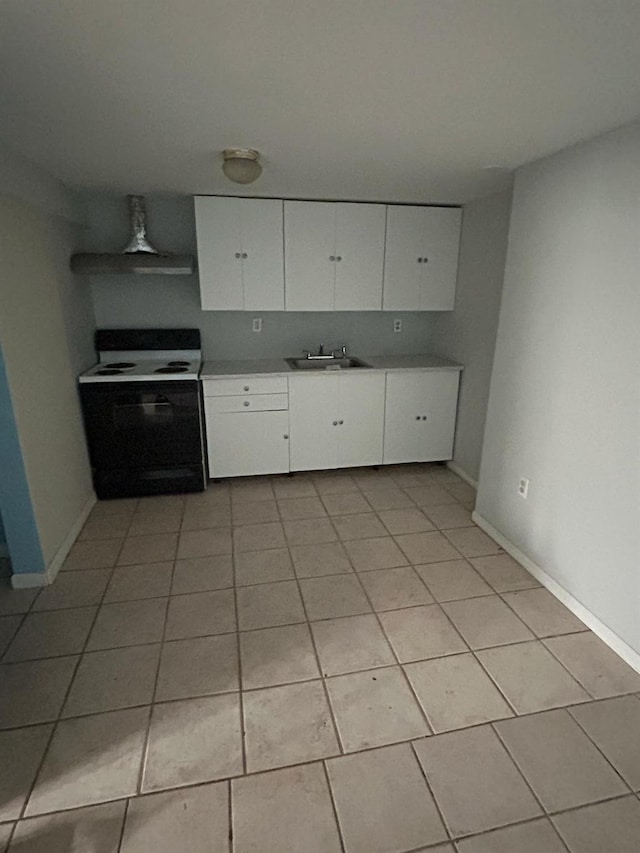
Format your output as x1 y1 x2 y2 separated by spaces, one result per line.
304 343 335 361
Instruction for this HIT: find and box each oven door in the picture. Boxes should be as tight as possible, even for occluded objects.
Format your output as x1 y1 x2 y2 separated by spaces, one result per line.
80 380 204 470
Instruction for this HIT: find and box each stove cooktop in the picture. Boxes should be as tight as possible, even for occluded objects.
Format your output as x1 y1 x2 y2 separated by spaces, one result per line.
79 357 201 383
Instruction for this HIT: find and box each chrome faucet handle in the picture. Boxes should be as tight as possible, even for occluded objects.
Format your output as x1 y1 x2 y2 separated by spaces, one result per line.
340 345 347 358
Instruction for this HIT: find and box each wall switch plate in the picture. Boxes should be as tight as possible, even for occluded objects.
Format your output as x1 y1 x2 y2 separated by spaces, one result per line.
252 318 262 333
393 319 402 333
518 477 530 499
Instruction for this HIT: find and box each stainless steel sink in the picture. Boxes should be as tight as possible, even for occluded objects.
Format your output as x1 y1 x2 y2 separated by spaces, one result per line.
285 356 371 371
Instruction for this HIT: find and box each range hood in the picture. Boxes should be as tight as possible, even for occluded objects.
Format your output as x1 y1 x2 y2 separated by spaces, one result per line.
70 195 195 275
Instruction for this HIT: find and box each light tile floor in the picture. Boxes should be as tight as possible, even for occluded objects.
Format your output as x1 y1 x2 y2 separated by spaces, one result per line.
1 463 640 851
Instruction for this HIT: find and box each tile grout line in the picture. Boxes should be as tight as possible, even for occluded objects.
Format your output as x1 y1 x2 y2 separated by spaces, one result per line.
2 634 633 733
123 492 225 809
231 537 248 778
275 494 346 761
409 738 455 846
468 646 521 719
539 635 602 701
321 760 347 853
16 497 141 822
114 796 131 853
489 719 570 836
8 754 637 831
338 539 441 738
134 499 183 797
564 703 638 797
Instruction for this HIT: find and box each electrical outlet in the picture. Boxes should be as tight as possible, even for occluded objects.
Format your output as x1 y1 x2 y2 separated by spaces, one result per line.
393 319 402 333
518 477 530 499
252 318 262 333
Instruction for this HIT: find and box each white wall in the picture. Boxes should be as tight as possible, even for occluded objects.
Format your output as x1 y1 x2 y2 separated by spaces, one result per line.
431 188 512 481
477 121 640 653
0 190 96 575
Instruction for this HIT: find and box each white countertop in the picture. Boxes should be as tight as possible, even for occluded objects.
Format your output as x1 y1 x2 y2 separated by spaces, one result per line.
200 353 463 379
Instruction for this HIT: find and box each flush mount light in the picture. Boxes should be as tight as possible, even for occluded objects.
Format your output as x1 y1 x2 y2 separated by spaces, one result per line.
221 148 263 184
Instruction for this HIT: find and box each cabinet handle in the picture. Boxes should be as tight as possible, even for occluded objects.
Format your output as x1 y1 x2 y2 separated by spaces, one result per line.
244 401 250 407
242 252 248 259
235 252 241 259
332 421 338 426
338 419 344 425
243 386 250 391
423 257 429 263
336 256 342 262
283 434 289 440
416 415 421 420
329 256 335 262
422 416 427 421
417 257 422 264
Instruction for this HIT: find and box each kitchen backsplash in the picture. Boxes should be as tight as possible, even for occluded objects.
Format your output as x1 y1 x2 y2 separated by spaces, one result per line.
82 192 437 360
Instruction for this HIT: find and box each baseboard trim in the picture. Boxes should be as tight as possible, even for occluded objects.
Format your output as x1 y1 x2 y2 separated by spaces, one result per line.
446 461 478 489
11 493 96 590
472 511 640 676
11 572 48 590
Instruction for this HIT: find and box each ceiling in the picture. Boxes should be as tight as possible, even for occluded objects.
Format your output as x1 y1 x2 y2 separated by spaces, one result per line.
1 1 640 203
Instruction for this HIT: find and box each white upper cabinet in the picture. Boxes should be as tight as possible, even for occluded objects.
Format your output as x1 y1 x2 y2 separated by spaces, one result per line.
284 202 336 311
383 206 462 311
284 201 386 311
334 204 386 311
195 196 284 311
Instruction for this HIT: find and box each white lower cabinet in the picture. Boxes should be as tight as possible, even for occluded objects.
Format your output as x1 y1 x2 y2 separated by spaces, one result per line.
203 377 290 477
289 373 386 471
205 409 290 477
202 368 460 478
383 371 460 464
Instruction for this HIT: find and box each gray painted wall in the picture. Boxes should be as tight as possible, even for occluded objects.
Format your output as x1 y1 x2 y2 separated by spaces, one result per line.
83 193 437 359
431 189 512 481
477 120 640 654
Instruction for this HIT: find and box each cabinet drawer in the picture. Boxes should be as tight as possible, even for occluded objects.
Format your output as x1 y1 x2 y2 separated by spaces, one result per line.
202 376 288 397
206 393 289 414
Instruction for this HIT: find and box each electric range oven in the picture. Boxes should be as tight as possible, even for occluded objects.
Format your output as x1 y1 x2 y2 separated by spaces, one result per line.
78 328 207 499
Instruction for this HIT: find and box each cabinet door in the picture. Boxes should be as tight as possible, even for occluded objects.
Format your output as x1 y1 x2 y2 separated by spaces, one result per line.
382 205 423 310
284 202 336 311
334 203 386 310
195 196 243 310
240 198 285 310
383 206 461 311
337 373 386 468
289 375 339 470
418 207 462 311
383 372 460 463
205 407 290 478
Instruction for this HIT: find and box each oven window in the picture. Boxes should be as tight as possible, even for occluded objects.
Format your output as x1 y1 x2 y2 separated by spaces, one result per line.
113 395 175 429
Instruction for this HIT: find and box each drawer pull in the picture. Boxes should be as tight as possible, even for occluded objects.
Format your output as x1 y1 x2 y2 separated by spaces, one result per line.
244 401 250 407
244 386 250 391
283 434 289 439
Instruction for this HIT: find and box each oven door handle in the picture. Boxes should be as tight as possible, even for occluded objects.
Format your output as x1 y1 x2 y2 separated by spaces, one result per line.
113 397 174 411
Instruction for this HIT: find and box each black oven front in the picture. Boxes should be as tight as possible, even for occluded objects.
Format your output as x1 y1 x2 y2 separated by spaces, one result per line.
80 380 206 499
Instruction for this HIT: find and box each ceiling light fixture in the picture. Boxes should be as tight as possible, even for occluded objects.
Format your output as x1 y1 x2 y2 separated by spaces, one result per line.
221 148 263 184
